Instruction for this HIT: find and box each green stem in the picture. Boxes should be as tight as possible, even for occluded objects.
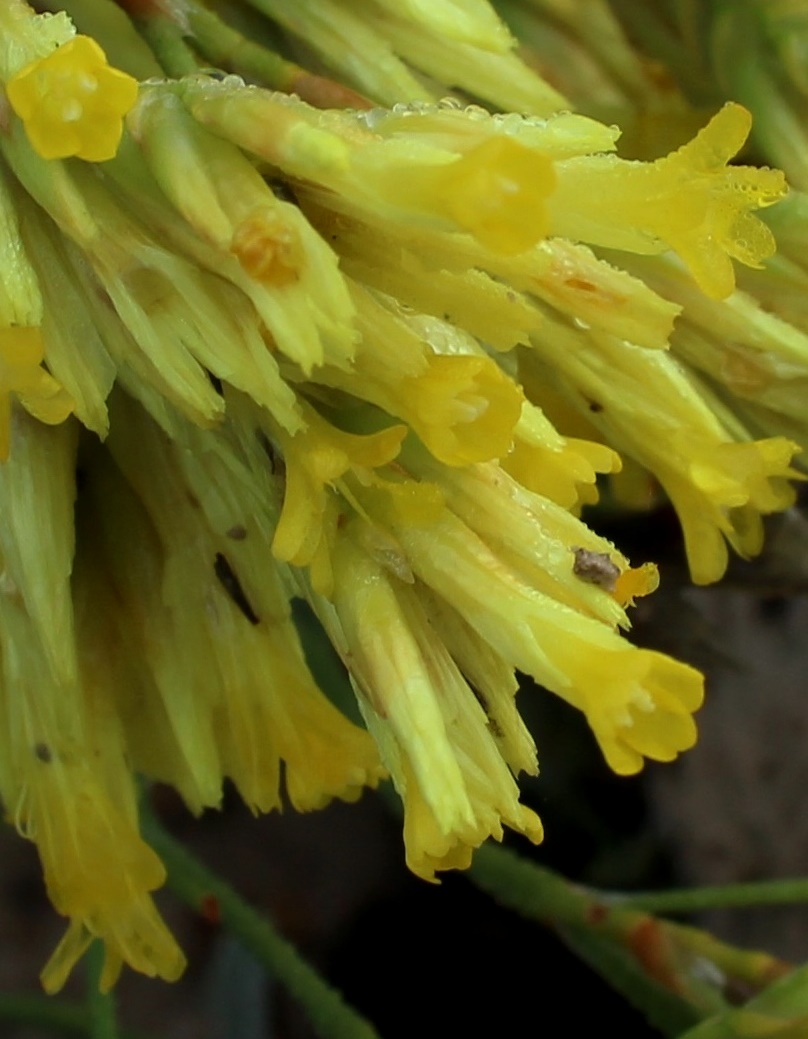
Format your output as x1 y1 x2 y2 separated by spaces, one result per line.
470 842 588 926
135 15 202 78
557 923 701 1037
620 877 808 915
181 0 371 107
181 0 294 88
141 806 381 1039
468 843 789 1005
85 941 119 1039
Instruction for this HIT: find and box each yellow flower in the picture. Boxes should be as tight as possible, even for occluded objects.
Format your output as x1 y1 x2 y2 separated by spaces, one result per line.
128 84 357 375
3 0 804 996
330 526 543 880
317 283 525 467
405 447 658 623
395 504 703 775
518 310 802 584
177 79 589 254
613 242 808 467
502 399 621 510
0 414 184 994
95 391 387 815
42 899 184 995
6 35 138 162
268 402 407 594
433 134 556 254
547 103 787 298
0 326 72 460
336 470 702 783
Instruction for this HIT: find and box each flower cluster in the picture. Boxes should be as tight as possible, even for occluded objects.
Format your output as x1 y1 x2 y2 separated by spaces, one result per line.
0 0 802 993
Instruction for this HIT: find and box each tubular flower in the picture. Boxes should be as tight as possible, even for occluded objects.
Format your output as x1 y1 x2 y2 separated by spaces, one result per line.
6 35 139 162
0 163 72 456
91 393 387 815
616 222 808 466
335 469 702 780
546 103 787 299
330 528 544 880
315 282 526 467
0 414 185 992
0 0 804 995
517 307 797 585
518 310 803 584
267 400 407 594
0 326 73 458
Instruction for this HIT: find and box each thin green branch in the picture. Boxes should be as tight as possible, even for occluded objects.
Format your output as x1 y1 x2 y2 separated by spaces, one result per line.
468 842 790 1012
85 941 119 1039
180 0 295 87
141 804 381 1039
136 15 203 78
557 923 701 1037
175 0 371 106
620 877 808 915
